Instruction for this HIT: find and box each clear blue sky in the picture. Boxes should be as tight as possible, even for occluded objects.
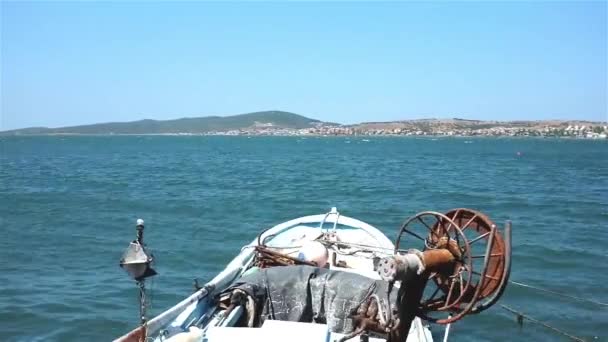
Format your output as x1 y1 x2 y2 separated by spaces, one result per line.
1 1 606 129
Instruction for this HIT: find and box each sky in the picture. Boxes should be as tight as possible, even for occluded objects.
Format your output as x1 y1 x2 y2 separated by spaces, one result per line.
1 1 606 129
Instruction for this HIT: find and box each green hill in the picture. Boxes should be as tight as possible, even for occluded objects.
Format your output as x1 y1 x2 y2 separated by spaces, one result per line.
1 111 325 135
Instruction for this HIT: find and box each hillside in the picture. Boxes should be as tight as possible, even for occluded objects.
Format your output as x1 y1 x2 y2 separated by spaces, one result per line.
350 118 603 131
2 113 605 137
342 118 606 138
1 111 324 135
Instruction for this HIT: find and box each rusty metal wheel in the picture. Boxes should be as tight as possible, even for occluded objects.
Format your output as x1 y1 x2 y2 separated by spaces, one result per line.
394 211 473 314
395 209 509 324
443 208 510 318
443 209 506 303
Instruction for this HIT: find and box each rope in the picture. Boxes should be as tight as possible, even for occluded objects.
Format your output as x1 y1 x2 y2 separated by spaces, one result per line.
500 304 586 342
509 280 608 307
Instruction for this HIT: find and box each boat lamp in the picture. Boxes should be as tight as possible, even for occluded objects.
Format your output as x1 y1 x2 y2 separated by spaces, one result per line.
120 219 157 281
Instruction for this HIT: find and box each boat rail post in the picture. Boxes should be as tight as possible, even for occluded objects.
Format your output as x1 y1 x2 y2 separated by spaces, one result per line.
138 280 146 328
319 207 340 233
442 315 452 342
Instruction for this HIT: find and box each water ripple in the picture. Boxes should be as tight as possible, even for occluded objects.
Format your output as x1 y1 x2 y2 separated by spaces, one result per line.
1 136 606 341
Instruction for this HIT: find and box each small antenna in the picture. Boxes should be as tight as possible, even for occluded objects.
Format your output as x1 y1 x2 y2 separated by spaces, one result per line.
120 218 157 341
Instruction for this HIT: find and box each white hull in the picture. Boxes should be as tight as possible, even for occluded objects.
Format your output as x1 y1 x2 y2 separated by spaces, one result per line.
115 208 433 342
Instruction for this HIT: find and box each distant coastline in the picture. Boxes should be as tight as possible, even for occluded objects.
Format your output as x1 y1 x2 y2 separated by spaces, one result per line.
2 110 607 139
6 133 605 140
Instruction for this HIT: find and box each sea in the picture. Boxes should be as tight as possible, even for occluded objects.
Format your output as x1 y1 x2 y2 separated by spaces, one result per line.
0 136 606 341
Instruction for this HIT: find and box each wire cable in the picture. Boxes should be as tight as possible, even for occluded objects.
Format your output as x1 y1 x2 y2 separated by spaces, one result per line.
509 280 608 307
500 304 586 342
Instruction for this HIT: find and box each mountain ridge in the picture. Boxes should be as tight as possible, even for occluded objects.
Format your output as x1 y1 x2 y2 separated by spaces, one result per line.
1 111 325 135
1 110 605 135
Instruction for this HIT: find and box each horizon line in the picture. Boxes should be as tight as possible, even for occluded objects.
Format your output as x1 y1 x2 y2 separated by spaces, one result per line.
2 109 607 131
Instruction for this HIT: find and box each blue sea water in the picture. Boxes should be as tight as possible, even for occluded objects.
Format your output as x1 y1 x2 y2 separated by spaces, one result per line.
0 136 606 341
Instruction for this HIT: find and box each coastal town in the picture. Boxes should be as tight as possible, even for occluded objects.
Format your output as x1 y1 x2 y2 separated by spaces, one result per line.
4 112 607 139
205 120 608 139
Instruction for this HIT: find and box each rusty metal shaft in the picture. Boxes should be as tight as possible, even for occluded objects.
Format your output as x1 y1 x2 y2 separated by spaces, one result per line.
378 249 455 284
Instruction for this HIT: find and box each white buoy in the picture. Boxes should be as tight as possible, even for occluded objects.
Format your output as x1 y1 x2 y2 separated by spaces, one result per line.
137 219 144 226
164 326 204 342
298 241 329 267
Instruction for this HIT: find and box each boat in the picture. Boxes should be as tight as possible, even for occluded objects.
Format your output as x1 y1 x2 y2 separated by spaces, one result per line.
115 207 511 342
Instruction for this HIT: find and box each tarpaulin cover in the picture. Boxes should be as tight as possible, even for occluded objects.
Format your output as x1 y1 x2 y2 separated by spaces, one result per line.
220 265 395 334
